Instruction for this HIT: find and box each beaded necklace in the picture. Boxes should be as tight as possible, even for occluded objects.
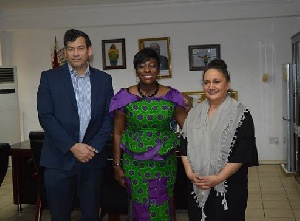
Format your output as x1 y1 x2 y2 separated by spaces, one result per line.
137 81 159 98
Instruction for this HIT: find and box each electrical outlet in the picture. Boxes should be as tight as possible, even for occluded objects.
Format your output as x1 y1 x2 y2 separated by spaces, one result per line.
269 137 279 144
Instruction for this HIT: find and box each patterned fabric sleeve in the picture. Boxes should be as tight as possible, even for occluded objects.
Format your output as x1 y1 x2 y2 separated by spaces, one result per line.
163 87 185 107
109 87 185 114
228 111 259 167
109 88 138 114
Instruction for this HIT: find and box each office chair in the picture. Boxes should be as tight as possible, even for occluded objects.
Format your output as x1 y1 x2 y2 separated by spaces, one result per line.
99 136 128 221
29 131 84 221
100 158 128 221
29 131 47 221
0 143 10 187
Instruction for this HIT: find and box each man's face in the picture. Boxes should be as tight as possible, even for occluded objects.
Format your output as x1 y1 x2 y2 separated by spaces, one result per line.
150 43 160 55
64 36 92 74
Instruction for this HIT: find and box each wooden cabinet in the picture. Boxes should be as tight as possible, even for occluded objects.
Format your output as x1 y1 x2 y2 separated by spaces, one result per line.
10 140 38 211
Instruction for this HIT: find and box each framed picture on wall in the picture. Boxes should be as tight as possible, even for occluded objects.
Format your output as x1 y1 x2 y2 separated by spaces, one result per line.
198 90 238 102
182 90 238 106
102 38 126 70
181 91 202 108
188 44 221 71
138 37 171 78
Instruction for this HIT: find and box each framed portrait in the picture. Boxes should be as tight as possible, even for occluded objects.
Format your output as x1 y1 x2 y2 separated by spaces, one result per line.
181 91 203 108
138 37 171 78
188 44 221 71
102 38 126 70
182 90 238 106
199 90 238 102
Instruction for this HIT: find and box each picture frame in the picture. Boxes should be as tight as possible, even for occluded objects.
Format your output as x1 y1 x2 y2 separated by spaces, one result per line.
102 38 126 70
138 37 171 78
182 90 238 106
198 90 238 102
181 91 203 108
188 44 221 71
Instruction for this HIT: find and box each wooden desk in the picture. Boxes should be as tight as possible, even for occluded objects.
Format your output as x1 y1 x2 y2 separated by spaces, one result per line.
9 140 188 218
10 140 37 211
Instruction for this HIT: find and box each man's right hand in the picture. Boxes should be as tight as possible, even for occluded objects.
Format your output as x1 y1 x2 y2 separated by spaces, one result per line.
70 143 95 163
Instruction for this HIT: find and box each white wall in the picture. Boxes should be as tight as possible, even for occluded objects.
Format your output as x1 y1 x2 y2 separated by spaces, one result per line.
0 0 300 162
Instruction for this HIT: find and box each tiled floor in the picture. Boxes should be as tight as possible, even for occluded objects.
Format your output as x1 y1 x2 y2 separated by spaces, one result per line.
0 164 300 220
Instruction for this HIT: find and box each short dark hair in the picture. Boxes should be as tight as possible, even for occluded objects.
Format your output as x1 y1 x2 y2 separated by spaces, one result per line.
203 59 230 82
133 48 161 70
63 29 92 48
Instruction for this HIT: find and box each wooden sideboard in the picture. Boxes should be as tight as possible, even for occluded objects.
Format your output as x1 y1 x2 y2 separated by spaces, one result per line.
10 140 38 211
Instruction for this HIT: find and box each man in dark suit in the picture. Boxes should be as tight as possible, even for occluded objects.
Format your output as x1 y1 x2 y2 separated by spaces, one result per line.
37 29 113 221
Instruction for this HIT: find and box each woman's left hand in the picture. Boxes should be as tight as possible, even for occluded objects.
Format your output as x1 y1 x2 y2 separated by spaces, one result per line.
196 163 243 190
196 174 220 190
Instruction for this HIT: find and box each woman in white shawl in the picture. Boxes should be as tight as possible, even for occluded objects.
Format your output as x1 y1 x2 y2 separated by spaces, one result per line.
181 59 258 221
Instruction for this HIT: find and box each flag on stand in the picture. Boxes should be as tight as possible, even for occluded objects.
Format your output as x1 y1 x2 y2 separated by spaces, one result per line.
52 37 59 68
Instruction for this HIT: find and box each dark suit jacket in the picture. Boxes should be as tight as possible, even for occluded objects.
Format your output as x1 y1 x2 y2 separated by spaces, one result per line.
160 55 168 70
37 63 113 170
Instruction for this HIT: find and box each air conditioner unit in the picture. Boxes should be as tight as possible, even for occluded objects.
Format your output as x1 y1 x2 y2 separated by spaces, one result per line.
0 66 21 144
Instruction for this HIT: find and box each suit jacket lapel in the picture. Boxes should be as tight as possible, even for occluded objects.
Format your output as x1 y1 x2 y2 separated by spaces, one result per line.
60 64 78 111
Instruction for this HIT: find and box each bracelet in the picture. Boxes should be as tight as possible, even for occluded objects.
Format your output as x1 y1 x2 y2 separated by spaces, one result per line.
112 163 121 167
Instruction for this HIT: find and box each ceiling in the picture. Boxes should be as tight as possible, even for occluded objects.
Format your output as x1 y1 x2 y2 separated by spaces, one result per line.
0 0 272 11
0 0 168 10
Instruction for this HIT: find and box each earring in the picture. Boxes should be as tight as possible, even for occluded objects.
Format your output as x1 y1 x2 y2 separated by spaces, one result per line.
227 89 233 98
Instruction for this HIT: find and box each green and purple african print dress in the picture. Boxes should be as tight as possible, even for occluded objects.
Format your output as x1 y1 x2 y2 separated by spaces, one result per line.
109 87 185 221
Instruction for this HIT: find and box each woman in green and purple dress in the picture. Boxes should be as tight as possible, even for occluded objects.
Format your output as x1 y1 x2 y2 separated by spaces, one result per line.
109 48 187 221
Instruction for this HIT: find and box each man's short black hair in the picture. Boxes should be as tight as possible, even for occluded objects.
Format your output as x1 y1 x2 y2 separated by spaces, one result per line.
63 29 91 48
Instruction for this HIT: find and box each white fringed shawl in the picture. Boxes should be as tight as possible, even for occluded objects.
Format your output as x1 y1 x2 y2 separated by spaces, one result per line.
182 96 247 220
